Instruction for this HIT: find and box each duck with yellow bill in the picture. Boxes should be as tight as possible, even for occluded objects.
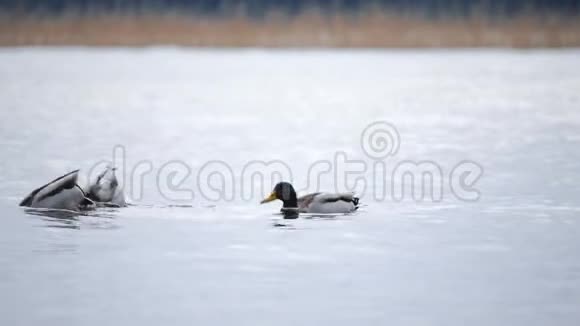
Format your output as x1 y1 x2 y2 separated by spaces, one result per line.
260 182 360 218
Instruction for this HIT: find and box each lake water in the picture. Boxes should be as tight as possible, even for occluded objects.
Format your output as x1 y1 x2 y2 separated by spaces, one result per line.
1 48 579 325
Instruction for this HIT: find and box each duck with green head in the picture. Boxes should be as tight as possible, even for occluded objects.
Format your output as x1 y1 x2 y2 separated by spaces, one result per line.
261 182 360 218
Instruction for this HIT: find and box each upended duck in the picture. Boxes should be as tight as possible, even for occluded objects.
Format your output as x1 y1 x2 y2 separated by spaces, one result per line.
260 182 360 218
19 166 126 212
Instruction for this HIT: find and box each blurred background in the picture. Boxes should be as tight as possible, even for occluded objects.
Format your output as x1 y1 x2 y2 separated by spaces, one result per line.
1 0 580 47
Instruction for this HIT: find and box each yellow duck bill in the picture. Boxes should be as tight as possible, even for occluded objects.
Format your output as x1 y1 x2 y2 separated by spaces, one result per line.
260 192 277 204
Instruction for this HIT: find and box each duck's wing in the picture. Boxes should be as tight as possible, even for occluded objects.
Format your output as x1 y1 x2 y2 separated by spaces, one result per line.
315 192 358 203
19 170 91 210
297 192 321 211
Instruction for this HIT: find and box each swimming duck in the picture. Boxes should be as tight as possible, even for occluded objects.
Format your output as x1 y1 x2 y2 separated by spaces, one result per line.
19 170 94 212
260 182 360 217
87 166 126 207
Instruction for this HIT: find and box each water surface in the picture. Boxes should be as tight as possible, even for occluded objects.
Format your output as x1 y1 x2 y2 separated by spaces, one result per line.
1 48 579 326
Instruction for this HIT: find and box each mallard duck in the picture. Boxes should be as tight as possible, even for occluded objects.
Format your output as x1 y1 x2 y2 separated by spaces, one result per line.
19 170 94 212
20 167 127 212
260 182 360 217
87 166 126 207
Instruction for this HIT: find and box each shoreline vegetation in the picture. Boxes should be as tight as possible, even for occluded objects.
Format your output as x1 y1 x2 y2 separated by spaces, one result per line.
1 13 579 47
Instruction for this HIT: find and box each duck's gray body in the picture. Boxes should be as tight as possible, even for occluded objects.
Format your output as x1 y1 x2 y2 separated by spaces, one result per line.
87 167 126 207
19 170 94 212
297 192 359 213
